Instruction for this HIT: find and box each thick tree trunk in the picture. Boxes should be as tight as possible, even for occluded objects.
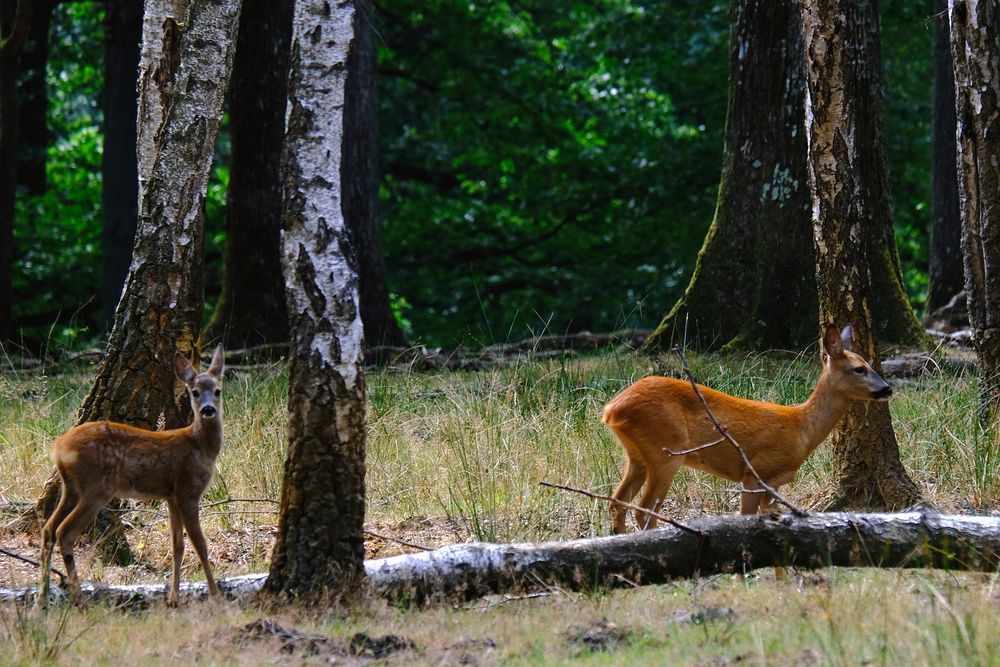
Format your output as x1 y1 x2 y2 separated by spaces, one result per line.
800 0 921 510
79 0 240 429
203 0 291 348
948 0 1000 425
7 512 1000 606
100 0 142 327
33 0 241 535
342 0 406 349
642 0 814 353
927 0 963 315
264 0 367 599
0 0 30 343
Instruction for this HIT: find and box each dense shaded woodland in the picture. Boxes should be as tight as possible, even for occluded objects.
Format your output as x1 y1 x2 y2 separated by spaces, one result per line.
0 0 999 625
0 0 942 352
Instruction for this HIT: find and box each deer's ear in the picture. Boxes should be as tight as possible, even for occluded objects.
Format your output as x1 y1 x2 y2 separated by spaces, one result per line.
840 324 853 352
207 344 225 379
174 352 197 385
823 324 844 359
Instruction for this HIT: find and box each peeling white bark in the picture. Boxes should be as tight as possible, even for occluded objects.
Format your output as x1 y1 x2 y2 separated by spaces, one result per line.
280 0 364 390
9 512 1000 607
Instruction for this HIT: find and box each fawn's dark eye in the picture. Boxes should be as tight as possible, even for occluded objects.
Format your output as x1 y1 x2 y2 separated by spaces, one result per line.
214 389 221 397
853 367 867 375
192 390 200 398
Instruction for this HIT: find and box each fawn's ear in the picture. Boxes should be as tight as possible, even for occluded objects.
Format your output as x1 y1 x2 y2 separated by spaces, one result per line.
207 344 225 379
174 352 197 385
840 324 853 352
823 324 845 359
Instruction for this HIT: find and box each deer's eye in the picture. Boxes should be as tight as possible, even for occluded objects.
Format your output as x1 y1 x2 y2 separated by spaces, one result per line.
192 390 200 398
214 389 221 397
853 367 867 375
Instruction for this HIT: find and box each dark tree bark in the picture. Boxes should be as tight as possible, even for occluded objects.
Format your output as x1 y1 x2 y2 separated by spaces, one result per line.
800 0 921 510
927 0 963 314
100 0 142 327
342 0 406 348
203 0 291 348
948 0 1000 425
15 0 51 196
7 512 1000 606
265 0 367 599
642 0 814 353
0 0 31 344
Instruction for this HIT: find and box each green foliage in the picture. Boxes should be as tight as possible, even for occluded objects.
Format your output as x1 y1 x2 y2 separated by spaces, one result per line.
881 0 935 315
13 4 104 346
379 0 729 346
9 1 937 349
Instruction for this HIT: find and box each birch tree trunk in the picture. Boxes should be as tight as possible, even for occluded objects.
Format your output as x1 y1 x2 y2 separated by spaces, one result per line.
265 0 367 599
7 512 1000 607
79 0 241 429
800 0 921 510
948 0 1000 426
32 0 241 534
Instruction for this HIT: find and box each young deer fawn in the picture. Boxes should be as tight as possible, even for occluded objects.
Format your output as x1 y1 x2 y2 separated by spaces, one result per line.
603 325 892 534
39 345 225 605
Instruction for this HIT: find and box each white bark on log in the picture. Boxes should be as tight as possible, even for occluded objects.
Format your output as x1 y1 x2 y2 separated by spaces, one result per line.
7 512 1000 607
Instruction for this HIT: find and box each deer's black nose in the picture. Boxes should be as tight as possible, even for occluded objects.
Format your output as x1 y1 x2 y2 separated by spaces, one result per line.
200 405 217 418
872 386 893 400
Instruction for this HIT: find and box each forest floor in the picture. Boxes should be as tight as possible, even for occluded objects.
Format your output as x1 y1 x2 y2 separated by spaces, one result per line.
1 343 999 664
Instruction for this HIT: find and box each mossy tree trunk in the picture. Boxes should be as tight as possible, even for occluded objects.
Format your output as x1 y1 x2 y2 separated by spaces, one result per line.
642 0 922 354
204 0 292 348
265 0 367 599
927 0 963 314
800 0 921 510
642 0 813 353
948 0 1000 425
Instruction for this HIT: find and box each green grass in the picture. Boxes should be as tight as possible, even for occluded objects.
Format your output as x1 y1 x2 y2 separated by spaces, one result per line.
0 345 995 664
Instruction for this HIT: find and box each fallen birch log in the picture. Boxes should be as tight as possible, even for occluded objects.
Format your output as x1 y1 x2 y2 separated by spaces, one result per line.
4 512 1000 607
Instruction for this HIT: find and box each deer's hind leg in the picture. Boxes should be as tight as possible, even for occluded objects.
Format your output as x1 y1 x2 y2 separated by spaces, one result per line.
610 457 646 534
39 478 77 600
637 458 684 530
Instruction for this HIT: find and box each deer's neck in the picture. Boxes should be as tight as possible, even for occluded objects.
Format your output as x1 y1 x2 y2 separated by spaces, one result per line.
189 415 223 459
794 369 851 457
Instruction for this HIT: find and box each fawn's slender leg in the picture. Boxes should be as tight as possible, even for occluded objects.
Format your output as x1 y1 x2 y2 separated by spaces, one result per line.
178 499 219 597
166 500 185 606
54 495 107 595
38 480 77 605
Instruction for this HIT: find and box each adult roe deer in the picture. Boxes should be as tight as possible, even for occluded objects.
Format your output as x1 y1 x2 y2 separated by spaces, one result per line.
602 325 892 534
39 345 225 605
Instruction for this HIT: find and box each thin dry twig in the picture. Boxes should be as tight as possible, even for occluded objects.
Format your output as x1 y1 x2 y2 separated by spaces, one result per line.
673 346 806 517
538 480 704 537
363 529 434 552
0 545 66 584
664 436 727 456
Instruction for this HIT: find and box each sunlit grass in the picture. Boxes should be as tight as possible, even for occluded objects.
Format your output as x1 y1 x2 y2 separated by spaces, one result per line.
0 345 994 664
